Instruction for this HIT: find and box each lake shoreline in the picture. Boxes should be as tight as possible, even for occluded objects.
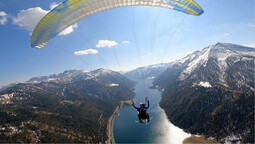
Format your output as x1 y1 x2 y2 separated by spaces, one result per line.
106 100 133 144
156 90 217 144
183 135 217 144
111 80 216 144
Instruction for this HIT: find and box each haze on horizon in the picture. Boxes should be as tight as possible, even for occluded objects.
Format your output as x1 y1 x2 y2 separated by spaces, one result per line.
0 0 254 86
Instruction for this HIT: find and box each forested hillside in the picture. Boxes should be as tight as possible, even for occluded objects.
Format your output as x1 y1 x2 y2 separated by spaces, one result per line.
0 69 135 143
154 43 254 143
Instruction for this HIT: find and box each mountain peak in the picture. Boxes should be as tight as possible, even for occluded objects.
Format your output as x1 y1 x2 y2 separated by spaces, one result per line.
26 68 118 84
154 43 255 144
92 68 116 75
210 42 255 52
173 43 255 85
212 42 226 46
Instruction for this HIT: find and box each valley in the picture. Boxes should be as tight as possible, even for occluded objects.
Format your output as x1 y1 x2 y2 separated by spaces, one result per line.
0 43 254 143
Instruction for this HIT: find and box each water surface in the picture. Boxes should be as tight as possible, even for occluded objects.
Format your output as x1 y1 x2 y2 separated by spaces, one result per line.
113 79 190 143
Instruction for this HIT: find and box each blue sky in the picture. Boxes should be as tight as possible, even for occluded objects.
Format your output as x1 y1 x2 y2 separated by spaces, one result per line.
0 0 254 86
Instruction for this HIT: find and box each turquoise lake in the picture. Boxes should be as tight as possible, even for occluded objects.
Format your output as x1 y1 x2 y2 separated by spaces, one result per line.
113 79 190 143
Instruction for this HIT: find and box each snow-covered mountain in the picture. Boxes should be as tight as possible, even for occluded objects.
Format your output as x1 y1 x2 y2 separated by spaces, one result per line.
153 43 254 143
124 62 172 80
26 69 96 83
1 68 135 101
27 68 132 87
0 83 18 92
154 42 255 91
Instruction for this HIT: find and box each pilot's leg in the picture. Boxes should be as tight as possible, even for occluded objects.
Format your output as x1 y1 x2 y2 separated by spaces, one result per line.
146 113 150 122
138 114 142 123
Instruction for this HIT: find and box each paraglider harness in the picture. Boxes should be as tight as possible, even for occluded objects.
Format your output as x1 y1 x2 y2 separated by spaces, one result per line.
132 99 150 123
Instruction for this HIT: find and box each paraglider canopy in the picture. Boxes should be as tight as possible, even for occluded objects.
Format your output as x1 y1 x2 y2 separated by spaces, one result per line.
31 0 204 49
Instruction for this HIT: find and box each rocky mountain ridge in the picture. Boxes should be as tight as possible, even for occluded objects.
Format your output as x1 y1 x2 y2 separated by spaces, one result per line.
153 43 254 143
154 42 255 91
124 62 172 80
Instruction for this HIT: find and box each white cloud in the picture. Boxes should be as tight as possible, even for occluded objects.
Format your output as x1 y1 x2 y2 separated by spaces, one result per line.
74 49 98 55
224 33 230 36
96 40 118 48
0 11 7 17
13 6 77 35
59 23 78 35
50 2 59 10
13 7 49 32
0 11 7 25
122 40 129 44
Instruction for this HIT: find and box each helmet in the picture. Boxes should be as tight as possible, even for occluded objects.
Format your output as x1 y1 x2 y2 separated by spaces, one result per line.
140 102 145 107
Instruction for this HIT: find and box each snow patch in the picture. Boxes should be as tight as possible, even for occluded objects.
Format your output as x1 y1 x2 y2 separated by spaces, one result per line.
148 76 155 80
198 81 212 88
46 78 55 82
208 137 215 140
32 106 39 109
30 80 40 83
82 70 90 73
223 134 242 144
178 52 198 64
107 83 119 87
0 93 14 100
185 47 210 73
178 47 211 80
194 134 202 137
